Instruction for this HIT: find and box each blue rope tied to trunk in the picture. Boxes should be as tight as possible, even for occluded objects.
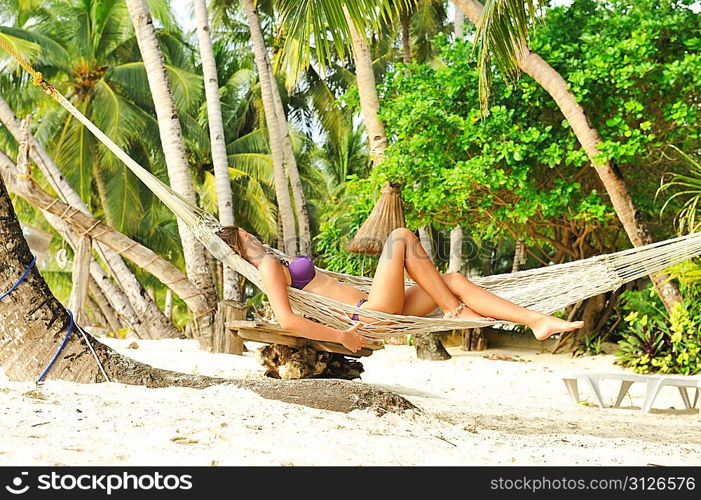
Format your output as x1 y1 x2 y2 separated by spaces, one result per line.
0 255 76 383
0 256 36 301
36 309 74 384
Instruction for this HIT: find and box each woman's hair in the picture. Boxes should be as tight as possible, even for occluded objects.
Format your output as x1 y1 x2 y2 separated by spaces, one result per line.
216 226 247 259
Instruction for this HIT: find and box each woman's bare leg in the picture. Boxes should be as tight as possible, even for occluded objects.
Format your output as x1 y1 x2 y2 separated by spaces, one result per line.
365 228 461 315
368 228 583 340
402 272 584 340
442 273 583 339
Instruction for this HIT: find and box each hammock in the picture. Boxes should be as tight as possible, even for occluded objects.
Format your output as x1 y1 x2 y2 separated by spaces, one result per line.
4 42 701 339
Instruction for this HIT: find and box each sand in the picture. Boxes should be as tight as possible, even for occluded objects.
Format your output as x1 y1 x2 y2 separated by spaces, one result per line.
1 337 699 466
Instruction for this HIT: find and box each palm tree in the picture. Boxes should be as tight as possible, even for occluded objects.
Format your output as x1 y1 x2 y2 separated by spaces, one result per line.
448 225 463 273
0 1 182 338
269 68 313 255
452 0 682 312
397 0 449 65
125 0 218 342
342 8 390 167
194 38 278 242
0 148 213 327
240 0 298 254
278 1 398 167
194 0 240 301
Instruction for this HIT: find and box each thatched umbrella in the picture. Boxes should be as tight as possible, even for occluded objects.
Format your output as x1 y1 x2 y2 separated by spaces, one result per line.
345 182 405 255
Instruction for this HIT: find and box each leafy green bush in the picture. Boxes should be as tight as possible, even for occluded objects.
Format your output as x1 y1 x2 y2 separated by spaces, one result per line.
616 261 701 374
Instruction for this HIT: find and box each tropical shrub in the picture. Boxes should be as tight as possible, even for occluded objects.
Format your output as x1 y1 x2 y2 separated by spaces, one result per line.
616 261 701 374
316 0 701 274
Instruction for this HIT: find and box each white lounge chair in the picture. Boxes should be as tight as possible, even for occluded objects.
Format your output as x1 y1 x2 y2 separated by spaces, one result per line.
562 372 701 413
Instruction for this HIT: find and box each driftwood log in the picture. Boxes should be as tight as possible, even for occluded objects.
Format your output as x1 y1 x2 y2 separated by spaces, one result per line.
259 344 364 380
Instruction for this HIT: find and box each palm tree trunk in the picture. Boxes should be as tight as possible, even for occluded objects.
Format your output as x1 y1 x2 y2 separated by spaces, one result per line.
242 0 298 255
452 0 681 312
401 11 412 64
0 94 174 338
344 8 388 166
0 154 212 328
67 236 92 325
86 294 109 329
447 224 479 352
164 288 173 320
89 276 123 334
512 239 525 273
415 224 450 360
269 69 312 255
448 225 463 273
194 0 242 301
126 0 219 344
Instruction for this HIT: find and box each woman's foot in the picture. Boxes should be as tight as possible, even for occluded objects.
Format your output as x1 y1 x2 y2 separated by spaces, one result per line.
530 315 584 340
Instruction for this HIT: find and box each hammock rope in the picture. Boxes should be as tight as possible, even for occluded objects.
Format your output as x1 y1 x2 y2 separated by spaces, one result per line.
3 39 701 339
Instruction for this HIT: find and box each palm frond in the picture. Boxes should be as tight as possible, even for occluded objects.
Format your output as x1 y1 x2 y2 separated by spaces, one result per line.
473 0 546 113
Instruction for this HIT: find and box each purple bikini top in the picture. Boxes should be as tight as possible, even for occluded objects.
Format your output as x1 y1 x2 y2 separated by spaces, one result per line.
279 255 316 290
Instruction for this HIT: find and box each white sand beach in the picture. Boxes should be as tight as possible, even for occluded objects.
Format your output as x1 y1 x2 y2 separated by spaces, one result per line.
1 338 699 466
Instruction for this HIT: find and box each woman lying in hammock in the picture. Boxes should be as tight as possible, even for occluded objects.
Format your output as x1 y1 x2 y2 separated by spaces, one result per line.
217 226 584 353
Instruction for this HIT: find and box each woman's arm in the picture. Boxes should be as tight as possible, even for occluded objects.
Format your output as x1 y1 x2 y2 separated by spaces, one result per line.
258 257 366 352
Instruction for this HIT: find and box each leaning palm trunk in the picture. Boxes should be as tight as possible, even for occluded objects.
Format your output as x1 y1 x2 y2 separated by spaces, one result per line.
242 0 298 255
269 69 312 255
0 155 212 325
89 276 123 334
1 151 182 337
452 0 681 312
0 97 175 338
194 0 241 301
126 0 218 343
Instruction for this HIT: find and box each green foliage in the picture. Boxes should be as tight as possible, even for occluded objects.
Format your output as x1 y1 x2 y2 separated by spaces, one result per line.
371 34 611 245
313 175 380 275
330 0 700 265
576 333 604 356
616 309 671 373
616 302 701 375
616 261 701 375
658 147 701 235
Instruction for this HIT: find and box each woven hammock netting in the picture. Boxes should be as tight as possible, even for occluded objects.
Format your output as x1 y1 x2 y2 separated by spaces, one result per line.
56 82 701 339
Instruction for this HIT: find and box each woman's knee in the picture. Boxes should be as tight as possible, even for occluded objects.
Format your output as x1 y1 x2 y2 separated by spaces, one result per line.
389 227 415 241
